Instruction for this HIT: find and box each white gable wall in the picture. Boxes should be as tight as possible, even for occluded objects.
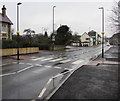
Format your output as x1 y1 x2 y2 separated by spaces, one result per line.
81 33 93 46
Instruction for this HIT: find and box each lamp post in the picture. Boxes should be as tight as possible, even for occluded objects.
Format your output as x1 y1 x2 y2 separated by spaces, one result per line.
17 2 22 60
99 7 104 58
52 6 56 51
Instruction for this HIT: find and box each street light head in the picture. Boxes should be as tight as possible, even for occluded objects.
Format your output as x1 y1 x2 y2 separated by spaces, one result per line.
53 6 56 8
17 2 22 5
99 7 104 9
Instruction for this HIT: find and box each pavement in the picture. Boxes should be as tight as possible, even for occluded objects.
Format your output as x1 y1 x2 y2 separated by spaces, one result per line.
48 45 120 100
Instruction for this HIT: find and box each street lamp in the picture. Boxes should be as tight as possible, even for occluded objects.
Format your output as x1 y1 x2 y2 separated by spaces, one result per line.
99 7 104 58
16 2 22 60
52 6 56 51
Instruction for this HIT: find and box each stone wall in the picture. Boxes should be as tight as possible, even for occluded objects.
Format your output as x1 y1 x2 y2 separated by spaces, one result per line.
49 45 65 51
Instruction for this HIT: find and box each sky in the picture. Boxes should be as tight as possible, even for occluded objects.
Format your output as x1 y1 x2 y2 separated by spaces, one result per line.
0 0 117 37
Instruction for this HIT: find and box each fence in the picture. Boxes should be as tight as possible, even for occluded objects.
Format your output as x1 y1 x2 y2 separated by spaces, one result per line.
0 47 39 56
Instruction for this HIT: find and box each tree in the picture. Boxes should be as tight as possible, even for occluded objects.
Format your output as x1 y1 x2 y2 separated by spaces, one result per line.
23 28 35 47
55 25 72 45
44 31 48 38
110 1 120 33
23 28 35 36
110 1 120 45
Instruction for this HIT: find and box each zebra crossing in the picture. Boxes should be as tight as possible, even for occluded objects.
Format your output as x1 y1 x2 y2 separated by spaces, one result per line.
31 56 84 65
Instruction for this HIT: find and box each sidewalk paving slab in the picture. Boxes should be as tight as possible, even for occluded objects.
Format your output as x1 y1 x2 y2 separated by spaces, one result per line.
49 46 119 100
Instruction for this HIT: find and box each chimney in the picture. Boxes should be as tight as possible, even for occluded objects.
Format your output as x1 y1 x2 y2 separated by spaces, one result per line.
2 5 6 17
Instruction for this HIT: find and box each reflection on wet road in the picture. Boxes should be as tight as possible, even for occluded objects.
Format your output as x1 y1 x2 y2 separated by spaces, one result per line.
2 44 110 99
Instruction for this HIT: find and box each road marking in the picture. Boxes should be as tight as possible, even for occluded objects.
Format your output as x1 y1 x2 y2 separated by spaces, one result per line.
72 59 84 64
45 65 52 68
17 65 33 73
60 59 71 63
19 62 25 65
38 78 52 98
0 72 16 77
49 58 63 62
54 66 62 69
0 61 17 67
12 62 17 64
31 57 45 61
64 68 70 70
41 57 53 61
35 64 42 67
26 63 32 65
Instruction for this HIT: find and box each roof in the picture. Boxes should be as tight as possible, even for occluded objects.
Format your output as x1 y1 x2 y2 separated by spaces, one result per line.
0 13 13 25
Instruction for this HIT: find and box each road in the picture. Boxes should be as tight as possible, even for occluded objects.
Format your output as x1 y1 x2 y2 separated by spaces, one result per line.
1 44 110 99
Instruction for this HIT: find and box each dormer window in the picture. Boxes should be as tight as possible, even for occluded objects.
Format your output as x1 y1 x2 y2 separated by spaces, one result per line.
2 23 7 33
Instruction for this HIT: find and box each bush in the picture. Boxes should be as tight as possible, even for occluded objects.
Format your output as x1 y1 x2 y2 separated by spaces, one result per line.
2 34 52 50
38 43 50 50
2 40 17 49
1 40 51 50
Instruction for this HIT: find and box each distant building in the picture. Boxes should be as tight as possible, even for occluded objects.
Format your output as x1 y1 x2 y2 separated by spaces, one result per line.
97 34 102 44
0 5 13 40
88 30 101 45
80 32 93 47
71 41 81 47
88 30 98 45
71 35 81 46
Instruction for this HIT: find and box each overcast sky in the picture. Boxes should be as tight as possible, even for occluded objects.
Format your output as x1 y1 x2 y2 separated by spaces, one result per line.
0 0 117 37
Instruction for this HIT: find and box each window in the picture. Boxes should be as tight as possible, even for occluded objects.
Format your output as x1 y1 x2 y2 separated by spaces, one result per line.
2 23 7 33
86 38 90 40
91 36 96 38
2 33 7 36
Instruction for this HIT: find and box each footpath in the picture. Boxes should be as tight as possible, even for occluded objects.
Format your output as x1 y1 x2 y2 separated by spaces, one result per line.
48 45 120 100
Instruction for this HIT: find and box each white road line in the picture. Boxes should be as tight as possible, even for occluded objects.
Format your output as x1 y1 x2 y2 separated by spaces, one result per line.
49 58 63 62
35 64 42 67
38 78 52 98
41 57 53 61
64 68 70 70
17 65 33 73
60 59 71 63
26 63 32 65
0 61 17 67
12 62 17 64
31 57 45 61
54 66 62 69
72 60 84 64
19 62 25 65
38 88 47 98
0 72 16 77
45 65 52 68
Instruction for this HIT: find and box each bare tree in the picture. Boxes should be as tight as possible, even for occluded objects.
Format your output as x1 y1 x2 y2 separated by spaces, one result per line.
110 0 120 33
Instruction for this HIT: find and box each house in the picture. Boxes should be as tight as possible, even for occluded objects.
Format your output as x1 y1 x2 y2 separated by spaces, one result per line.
71 41 81 47
71 35 82 46
80 32 93 47
88 30 98 45
0 5 13 40
97 34 102 44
